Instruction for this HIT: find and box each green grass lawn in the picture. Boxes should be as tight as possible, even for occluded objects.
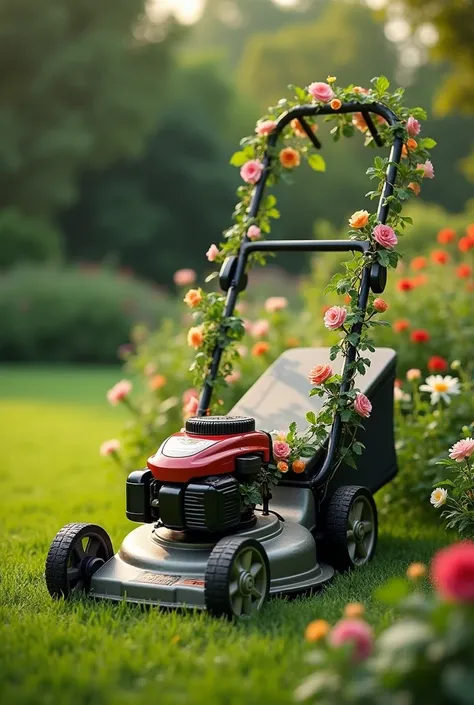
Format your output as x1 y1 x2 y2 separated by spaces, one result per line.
0 367 448 705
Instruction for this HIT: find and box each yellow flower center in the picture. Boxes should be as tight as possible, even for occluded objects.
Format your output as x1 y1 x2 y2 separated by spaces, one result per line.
434 382 449 392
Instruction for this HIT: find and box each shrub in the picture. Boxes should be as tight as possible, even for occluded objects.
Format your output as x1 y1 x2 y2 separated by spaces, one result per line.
0 266 174 363
0 209 62 269
297 543 474 705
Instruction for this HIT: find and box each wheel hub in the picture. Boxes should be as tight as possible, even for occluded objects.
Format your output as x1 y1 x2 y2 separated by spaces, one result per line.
353 520 365 541
84 556 105 577
239 572 254 596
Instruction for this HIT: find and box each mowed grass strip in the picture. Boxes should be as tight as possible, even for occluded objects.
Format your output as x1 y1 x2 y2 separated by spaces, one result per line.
0 369 447 705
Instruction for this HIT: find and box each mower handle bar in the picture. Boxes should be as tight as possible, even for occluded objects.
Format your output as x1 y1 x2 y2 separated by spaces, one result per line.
197 100 404 493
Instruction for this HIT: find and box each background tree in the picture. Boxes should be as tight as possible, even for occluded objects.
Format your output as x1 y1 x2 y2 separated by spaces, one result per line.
0 0 178 219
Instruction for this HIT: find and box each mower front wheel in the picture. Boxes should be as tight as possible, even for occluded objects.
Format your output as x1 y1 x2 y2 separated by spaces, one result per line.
322 486 378 572
205 536 270 618
45 522 114 599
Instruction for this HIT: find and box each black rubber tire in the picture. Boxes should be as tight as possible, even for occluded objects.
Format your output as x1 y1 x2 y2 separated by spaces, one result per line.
45 522 113 599
205 536 270 619
322 486 378 573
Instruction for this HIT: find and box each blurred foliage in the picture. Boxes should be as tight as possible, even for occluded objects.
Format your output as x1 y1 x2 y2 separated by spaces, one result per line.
0 266 175 363
60 57 244 284
0 0 178 218
391 0 474 115
0 209 62 269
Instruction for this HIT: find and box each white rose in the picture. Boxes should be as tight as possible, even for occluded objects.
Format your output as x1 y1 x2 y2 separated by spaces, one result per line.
430 487 448 508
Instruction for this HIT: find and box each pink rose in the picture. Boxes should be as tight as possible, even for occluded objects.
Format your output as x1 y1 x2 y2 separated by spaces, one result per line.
431 541 474 603
247 225 261 241
309 363 333 385
182 388 198 404
307 82 335 103
417 160 435 179
225 370 241 384
240 159 264 184
354 392 372 418
373 223 398 249
251 319 270 338
323 305 347 330
329 619 374 662
406 116 421 137
265 296 288 313
100 439 121 457
273 440 290 460
107 379 132 406
173 268 196 286
449 438 474 462
206 244 219 262
255 119 276 136
184 395 199 418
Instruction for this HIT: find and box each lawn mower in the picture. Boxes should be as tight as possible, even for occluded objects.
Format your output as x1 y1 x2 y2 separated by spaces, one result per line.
45 100 402 617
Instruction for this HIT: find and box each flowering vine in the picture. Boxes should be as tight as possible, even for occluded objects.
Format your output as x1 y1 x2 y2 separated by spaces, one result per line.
183 75 435 502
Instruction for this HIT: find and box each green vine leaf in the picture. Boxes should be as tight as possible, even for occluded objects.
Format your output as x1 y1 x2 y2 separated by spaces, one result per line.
307 153 326 172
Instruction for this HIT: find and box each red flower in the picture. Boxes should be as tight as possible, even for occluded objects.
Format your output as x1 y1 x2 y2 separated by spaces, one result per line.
373 298 388 312
430 249 449 265
466 224 474 242
410 329 430 343
393 319 410 333
456 263 472 279
437 228 456 244
394 378 403 388
410 256 427 271
397 279 414 292
412 273 428 287
428 356 448 372
459 236 474 253
431 541 474 603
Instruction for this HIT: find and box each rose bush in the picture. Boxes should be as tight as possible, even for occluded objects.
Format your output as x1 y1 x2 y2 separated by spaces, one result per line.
297 542 474 705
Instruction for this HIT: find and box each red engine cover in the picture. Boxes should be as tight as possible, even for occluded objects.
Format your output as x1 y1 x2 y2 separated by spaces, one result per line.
147 430 271 483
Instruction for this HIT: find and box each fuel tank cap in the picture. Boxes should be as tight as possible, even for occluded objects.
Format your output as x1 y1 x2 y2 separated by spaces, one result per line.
185 415 255 436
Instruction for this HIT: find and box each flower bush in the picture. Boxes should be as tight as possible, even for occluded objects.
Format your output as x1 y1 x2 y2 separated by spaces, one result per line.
380 362 474 521
296 542 474 705
431 436 474 536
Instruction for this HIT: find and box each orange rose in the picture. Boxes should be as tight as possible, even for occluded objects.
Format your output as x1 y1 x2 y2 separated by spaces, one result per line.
406 562 426 580
352 113 368 133
343 602 365 618
277 461 288 473
330 98 342 110
305 619 330 642
349 209 369 229
290 118 318 138
252 341 270 357
408 182 420 195
183 288 202 308
286 336 300 348
279 147 301 169
292 459 306 474
149 374 167 391
187 325 204 349
406 138 417 151
410 256 427 271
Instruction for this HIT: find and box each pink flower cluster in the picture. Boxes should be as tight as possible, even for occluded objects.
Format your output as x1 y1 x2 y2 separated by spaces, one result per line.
307 82 334 103
373 224 398 249
406 116 421 137
107 379 132 406
265 296 288 313
240 159 264 184
432 541 474 603
354 393 372 418
329 618 374 662
323 306 347 330
449 438 474 462
273 440 290 460
173 268 196 287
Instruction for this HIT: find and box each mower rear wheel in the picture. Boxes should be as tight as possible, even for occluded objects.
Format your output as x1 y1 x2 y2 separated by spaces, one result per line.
323 486 377 572
205 536 270 618
45 522 113 599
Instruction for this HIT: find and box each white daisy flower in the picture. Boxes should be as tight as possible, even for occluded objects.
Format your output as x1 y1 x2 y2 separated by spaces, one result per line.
430 487 448 508
419 375 460 405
